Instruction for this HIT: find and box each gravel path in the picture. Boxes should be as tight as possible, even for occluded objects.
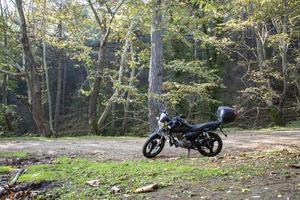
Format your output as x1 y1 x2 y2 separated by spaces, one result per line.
0 131 299 160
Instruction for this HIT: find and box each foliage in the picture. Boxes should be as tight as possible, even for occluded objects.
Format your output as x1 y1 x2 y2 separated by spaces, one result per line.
0 0 300 135
0 104 18 132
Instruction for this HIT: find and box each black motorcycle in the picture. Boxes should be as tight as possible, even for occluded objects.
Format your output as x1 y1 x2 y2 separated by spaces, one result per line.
142 106 237 158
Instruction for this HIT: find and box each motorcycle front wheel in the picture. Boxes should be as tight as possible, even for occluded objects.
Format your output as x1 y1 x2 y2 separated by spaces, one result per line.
142 135 165 158
197 132 223 157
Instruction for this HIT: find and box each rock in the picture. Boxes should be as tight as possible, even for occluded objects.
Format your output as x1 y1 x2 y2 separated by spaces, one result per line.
86 180 100 187
110 186 121 194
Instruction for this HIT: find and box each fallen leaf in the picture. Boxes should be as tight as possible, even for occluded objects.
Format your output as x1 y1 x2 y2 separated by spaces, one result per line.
134 183 159 193
86 180 100 187
241 188 250 192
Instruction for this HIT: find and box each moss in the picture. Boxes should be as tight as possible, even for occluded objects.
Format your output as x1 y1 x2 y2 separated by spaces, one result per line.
0 166 14 174
0 151 29 158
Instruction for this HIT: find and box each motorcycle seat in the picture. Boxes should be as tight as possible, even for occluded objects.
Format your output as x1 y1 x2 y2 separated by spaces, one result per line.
187 120 221 132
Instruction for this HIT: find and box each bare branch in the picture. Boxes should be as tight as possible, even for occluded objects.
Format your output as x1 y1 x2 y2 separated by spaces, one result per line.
88 0 103 28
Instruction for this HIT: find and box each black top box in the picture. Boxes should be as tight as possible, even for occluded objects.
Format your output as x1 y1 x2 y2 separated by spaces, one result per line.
217 106 237 123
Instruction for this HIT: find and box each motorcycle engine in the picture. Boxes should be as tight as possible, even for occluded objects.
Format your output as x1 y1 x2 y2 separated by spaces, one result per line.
175 132 191 148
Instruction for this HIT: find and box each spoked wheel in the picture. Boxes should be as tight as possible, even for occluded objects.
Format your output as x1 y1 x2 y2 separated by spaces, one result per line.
197 132 222 157
142 135 165 158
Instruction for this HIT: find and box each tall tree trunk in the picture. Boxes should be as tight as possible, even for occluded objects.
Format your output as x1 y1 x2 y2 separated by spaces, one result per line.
42 0 54 134
111 102 116 133
89 44 106 134
121 42 136 135
97 20 134 130
255 36 265 71
148 0 163 133
2 74 7 105
87 0 124 134
16 0 49 136
22 47 32 104
54 21 63 134
278 0 289 121
62 61 67 116
0 0 8 105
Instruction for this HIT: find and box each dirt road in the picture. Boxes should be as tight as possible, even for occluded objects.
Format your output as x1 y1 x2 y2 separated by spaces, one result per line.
0 131 299 160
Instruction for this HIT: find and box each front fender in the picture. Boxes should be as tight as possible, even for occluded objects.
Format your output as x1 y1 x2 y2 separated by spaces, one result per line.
149 129 165 140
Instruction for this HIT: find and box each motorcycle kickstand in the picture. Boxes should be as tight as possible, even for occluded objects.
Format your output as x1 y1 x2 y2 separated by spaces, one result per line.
187 148 190 158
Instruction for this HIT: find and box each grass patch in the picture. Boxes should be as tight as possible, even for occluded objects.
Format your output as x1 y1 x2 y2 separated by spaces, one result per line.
0 166 14 174
17 150 299 199
19 157 225 199
0 151 29 158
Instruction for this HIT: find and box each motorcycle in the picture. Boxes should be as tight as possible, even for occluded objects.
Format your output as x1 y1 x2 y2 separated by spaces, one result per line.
142 106 237 158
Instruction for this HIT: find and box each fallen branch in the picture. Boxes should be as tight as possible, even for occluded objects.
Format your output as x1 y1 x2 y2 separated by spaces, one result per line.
10 168 25 185
0 186 6 198
288 163 300 169
134 183 159 193
0 168 25 198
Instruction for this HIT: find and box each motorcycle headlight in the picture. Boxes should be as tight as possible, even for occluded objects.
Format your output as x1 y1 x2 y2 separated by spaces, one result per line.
158 112 167 129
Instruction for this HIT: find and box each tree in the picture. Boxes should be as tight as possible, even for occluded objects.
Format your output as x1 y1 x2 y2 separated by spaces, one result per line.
148 0 163 132
54 20 64 134
16 0 50 136
41 0 54 134
88 0 125 134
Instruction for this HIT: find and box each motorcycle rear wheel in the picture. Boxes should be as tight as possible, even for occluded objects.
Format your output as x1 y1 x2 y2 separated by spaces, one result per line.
142 135 165 158
197 132 222 157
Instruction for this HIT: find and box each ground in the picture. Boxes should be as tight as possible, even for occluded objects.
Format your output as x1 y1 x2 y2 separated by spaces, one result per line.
0 130 299 199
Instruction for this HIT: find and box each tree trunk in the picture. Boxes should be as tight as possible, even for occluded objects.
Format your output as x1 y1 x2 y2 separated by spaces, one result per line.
22 47 32 105
121 65 136 135
87 0 125 134
111 101 116 133
278 0 289 122
255 36 265 71
1 0 8 105
2 74 7 104
97 20 134 130
148 0 163 133
54 21 63 134
16 0 49 136
62 60 67 116
42 0 54 134
89 44 106 134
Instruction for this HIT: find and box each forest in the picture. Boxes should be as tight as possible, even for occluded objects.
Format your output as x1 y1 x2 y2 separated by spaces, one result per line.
1 1 300 199
0 0 299 136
